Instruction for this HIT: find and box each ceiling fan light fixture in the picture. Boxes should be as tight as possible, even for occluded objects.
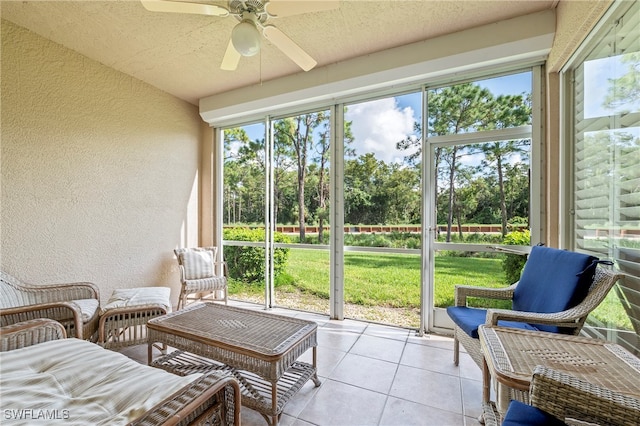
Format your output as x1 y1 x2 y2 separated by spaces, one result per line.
141 0 325 71
231 19 261 57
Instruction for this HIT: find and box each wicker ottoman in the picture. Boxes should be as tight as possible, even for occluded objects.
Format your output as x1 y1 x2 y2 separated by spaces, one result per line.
98 287 172 350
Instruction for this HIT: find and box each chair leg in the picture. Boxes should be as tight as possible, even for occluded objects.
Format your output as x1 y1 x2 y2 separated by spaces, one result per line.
453 334 460 366
177 288 186 310
181 293 188 310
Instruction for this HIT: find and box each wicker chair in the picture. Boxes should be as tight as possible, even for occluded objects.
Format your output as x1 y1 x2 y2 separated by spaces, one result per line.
447 246 623 368
174 247 228 310
484 365 640 426
0 270 100 341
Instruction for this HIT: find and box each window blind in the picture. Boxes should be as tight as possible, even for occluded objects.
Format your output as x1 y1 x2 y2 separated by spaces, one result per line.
571 0 640 354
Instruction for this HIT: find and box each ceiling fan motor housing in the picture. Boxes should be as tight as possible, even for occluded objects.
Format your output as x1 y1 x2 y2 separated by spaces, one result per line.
229 0 268 22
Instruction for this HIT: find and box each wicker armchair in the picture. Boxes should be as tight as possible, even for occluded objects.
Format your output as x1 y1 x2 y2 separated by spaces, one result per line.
174 247 228 310
484 365 640 426
447 246 623 368
0 270 100 341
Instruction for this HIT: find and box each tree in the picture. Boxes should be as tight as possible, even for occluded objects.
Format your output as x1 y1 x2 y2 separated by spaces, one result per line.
451 165 476 238
430 84 493 241
603 52 640 113
383 164 421 224
224 127 265 224
272 129 297 227
397 84 532 238
314 128 330 242
311 117 354 242
274 112 329 241
504 162 530 225
344 153 379 224
475 94 531 236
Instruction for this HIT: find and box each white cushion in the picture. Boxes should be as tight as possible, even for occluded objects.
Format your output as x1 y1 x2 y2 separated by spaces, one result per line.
72 298 100 322
180 250 214 280
0 338 200 425
101 287 172 315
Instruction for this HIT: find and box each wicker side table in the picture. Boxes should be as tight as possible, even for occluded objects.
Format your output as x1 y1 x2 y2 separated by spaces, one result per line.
478 325 640 422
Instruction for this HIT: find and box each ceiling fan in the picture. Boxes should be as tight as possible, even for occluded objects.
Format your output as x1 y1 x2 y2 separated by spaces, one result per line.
141 0 339 72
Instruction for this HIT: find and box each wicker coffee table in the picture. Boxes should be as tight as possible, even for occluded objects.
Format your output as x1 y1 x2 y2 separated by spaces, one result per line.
147 303 321 426
479 325 640 422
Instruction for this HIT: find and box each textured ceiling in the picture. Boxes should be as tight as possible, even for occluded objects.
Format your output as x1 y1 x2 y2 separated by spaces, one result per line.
2 0 557 105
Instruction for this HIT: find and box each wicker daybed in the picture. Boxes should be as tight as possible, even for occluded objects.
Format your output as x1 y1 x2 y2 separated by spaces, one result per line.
0 319 241 426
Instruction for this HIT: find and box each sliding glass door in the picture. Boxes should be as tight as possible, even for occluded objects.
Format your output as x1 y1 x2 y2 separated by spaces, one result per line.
426 72 535 330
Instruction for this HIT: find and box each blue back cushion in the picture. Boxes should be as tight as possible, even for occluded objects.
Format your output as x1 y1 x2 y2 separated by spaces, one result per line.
513 246 598 332
502 400 567 426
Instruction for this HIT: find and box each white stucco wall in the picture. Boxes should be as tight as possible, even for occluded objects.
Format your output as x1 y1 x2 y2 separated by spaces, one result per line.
547 0 612 72
1 20 204 306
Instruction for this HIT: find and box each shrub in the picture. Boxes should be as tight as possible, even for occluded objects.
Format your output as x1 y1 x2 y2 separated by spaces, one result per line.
223 228 290 283
403 236 421 249
371 234 391 247
501 230 530 284
436 232 502 244
508 216 529 226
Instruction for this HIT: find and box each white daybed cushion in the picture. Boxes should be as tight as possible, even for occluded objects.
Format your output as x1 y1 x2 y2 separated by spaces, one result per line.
0 338 200 425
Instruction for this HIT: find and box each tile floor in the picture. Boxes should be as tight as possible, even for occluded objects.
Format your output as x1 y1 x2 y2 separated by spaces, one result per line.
119 300 484 426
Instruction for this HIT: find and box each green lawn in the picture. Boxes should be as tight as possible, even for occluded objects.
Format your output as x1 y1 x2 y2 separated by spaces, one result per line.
231 248 511 309
228 248 631 330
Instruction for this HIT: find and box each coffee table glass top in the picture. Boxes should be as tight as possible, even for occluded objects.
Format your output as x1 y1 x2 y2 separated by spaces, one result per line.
147 303 317 357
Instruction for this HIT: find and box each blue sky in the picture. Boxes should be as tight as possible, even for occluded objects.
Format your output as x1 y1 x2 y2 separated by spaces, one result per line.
346 71 533 163
231 71 533 164
394 72 532 120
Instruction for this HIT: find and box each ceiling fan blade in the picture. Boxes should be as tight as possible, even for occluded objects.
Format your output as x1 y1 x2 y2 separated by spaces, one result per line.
140 0 229 17
220 38 241 71
265 0 339 18
262 25 316 71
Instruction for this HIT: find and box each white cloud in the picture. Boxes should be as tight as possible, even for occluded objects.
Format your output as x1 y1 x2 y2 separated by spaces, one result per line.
345 98 418 164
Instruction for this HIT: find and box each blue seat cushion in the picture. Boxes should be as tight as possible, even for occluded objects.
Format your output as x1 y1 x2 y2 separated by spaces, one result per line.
446 306 538 338
512 246 598 333
502 400 567 426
